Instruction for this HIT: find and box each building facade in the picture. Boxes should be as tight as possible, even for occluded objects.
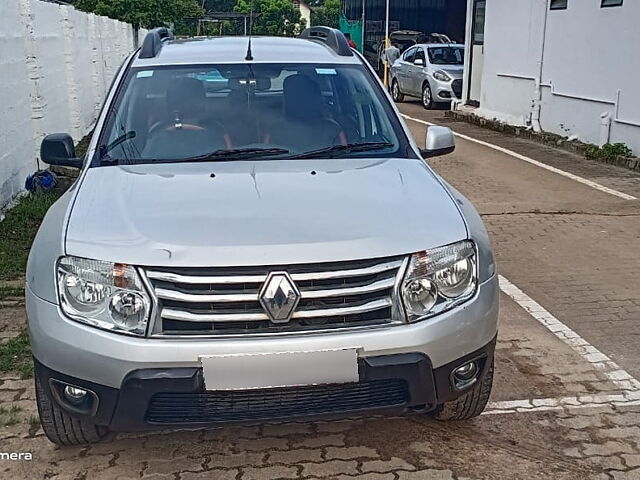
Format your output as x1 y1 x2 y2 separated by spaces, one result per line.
292 0 312 29
462 0 640 154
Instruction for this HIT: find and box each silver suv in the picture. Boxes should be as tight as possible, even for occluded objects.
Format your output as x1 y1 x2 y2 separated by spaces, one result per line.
28 27 498 445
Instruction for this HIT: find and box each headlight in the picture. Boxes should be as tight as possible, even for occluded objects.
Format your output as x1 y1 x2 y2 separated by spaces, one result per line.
401 241 477 321
433 70 451 82
57 256 151 336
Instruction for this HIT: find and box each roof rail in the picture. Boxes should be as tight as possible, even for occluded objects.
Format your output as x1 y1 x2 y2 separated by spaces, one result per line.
299 26 354 57
139 27 174 59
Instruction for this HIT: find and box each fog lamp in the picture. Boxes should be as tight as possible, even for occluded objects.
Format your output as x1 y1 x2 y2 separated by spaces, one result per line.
64 385 88 404
452 361 479 390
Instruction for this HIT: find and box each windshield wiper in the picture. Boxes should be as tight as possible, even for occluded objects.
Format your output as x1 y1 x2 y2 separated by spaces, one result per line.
181 148 290 162
290 142 394 159
100 131 137 158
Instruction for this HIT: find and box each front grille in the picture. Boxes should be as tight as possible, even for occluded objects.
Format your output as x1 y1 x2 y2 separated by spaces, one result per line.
144 256 405 336
145 379 409 424
452 79 463 99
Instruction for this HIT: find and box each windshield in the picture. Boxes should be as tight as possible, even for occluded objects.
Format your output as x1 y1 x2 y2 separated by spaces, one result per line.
98 63 406 164
428 47 464 65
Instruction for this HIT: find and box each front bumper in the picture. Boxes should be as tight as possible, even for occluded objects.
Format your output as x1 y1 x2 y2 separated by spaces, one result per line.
432 78 463 101
27 276 499 389
35 337 496 430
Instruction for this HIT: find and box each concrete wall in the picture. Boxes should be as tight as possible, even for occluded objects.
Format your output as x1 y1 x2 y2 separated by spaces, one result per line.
467 0 640 154
0 0 140 207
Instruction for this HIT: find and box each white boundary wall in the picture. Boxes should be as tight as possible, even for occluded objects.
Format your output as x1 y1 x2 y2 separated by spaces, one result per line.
0 0 141 206
465 0 640 155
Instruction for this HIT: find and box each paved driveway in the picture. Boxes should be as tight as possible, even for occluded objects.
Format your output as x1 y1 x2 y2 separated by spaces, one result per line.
1 101 640 480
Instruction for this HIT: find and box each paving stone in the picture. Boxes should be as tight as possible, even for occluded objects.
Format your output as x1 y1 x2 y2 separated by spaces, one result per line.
292 433 345 449
623 454 640 468
360 457 416 473
89 465 145 480
208 452 266 469
331 474 394 480
609 412 640 426
267 448 324 464
562 447 583 458
396 470 455 480
557 416 603 429
584 455 626 471
315 420 361 433
241 465 298 480
598 426 640 439
582 441 635 456
324 446 379 460
301 460 359 477
234 436 289 452
180 470 239 480
262 422 312 436
144 457 205 476
611 469 640 480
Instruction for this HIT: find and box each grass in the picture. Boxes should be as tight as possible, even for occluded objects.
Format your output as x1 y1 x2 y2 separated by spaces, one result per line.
0 404 22 427
0 192 61 280
0 332 34 379
0 285 24 303
585 142 633 161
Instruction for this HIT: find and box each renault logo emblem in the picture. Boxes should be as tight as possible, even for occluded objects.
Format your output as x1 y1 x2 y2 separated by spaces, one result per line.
259 272 301 323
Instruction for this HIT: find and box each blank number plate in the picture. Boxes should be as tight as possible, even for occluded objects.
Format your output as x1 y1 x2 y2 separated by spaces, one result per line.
200 349 359 391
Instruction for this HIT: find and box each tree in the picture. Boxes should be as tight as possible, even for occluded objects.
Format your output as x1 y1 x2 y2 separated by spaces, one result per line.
202 0 237 12
74 0 204 29
310 0 339 29
235 0 304 37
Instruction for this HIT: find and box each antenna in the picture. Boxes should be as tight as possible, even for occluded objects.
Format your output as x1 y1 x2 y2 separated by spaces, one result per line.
245 0 255 61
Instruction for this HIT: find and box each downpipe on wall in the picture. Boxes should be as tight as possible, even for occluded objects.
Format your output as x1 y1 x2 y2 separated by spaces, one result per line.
600 111 612 146
531 0 550 133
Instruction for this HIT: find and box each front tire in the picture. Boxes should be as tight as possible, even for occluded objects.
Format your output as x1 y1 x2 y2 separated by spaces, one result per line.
391 79 404 102
433 357 494 420
422 82 434 110
35 370 107 446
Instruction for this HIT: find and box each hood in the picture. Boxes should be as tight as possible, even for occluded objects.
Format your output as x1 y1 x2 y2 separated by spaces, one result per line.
439 65 464 78
65 158 467 267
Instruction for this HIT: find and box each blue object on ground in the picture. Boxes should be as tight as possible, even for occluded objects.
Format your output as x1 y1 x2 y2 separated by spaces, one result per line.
25 170 58 193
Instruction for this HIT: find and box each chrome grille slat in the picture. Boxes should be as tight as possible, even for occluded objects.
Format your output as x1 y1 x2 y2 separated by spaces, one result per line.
155 288 258 303
162 309 269 323
145 256 406 336
146 271 266 284
293 298 393 319
290 260 402 281
145 259 402 285
161 298 392 323
301 277 395 299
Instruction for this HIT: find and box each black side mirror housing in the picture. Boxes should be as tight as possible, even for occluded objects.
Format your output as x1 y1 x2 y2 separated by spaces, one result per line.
40 134 83 168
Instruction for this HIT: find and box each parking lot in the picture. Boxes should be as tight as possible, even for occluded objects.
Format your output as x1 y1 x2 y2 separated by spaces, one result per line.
2 101 640 480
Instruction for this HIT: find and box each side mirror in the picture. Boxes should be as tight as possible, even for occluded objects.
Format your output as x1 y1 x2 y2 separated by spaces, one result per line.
414 58 425 66
40 134 83 168
421 126 455 158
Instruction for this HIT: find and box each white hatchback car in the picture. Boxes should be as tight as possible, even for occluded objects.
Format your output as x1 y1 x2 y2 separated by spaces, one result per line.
390 44 464 109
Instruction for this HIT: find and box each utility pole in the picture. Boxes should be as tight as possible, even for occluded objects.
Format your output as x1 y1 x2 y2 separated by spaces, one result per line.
383 0 390 87
361 0 366 54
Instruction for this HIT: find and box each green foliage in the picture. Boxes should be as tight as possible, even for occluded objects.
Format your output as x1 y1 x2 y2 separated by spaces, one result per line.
0 192 60 280
0 404 22 427
0 332 33 380
74 0 204 29
311 0 340 29
585 143 633 161
202 0 238 12
235 0 304 36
